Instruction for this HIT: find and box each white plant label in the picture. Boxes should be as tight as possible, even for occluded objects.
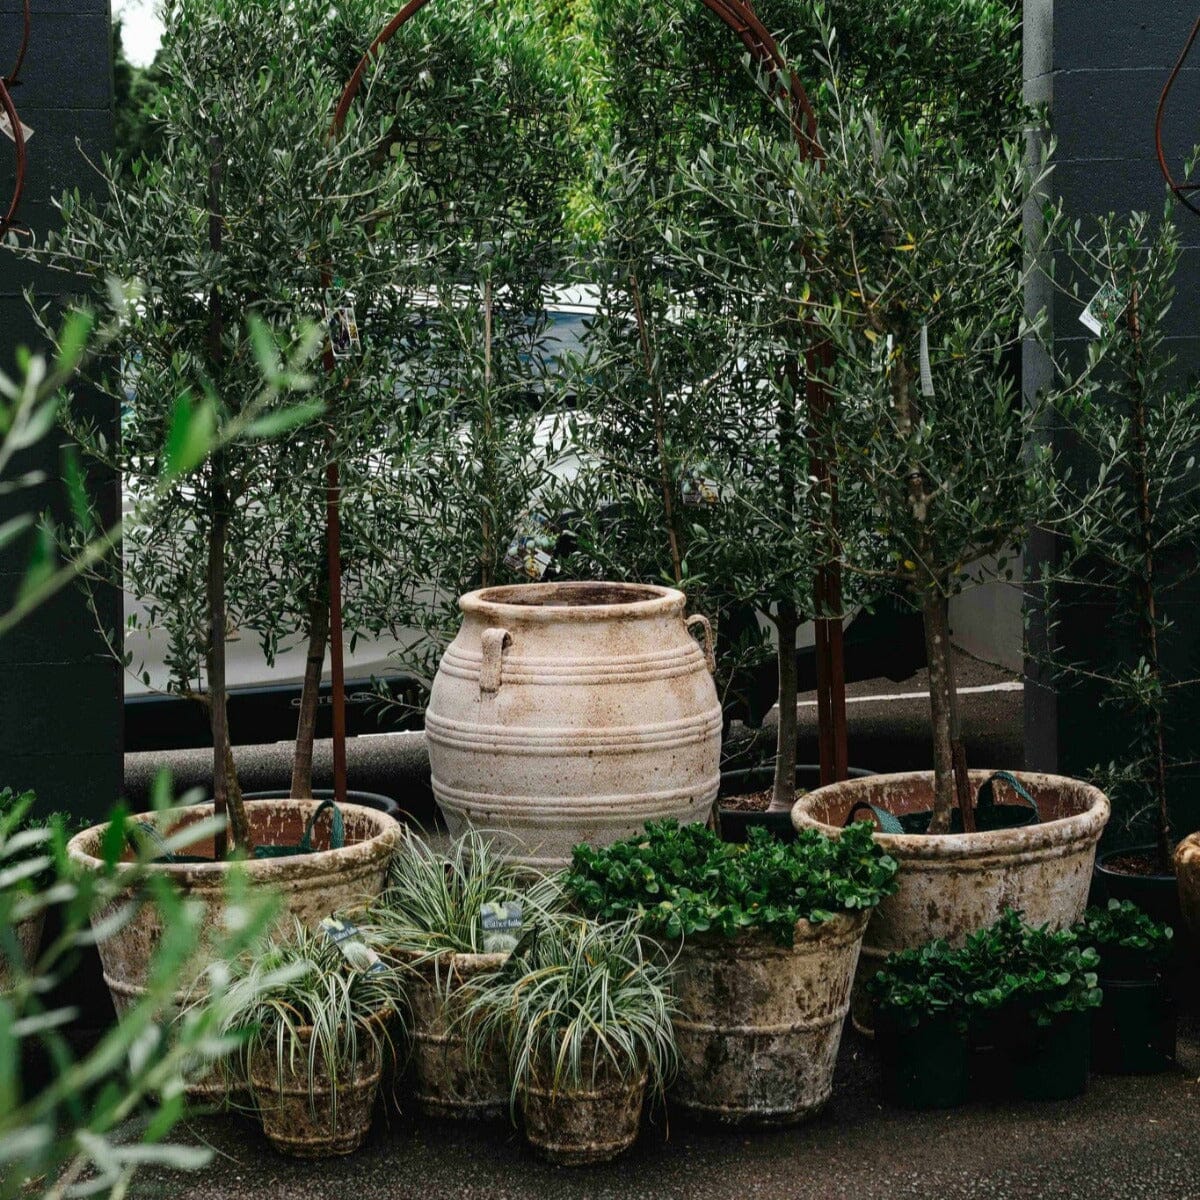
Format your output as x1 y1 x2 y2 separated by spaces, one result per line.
323 295 361 359
681 471 720 507
319 915 389 975
1080 283 1126 336
504 512 554 580
480 900 523 954
0 112 33 143
919 323 935 398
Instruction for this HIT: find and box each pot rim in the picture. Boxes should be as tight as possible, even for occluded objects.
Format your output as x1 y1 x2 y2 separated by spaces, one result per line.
792 770 1110 860
459 581 684 623
66 797 400 884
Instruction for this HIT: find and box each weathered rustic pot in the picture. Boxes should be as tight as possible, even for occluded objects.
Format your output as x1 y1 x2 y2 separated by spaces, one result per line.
1170 835 1200 942
670 911 869 1126
249 1018 387 1157
521 1062 648 1166
400 949 509 1119
426 582 722 869
66 799 399 1016
0 910 45 994
793 771 1110 1032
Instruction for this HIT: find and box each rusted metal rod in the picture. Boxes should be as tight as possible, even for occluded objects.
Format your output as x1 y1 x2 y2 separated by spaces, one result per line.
1156 11 1200 219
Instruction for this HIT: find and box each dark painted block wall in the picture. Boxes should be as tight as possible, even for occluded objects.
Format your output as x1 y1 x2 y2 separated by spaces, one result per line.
1024 0 1200 842
0 0 120 822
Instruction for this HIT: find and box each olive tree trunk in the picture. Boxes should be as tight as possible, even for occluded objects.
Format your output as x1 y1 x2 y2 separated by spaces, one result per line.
290 592 329 800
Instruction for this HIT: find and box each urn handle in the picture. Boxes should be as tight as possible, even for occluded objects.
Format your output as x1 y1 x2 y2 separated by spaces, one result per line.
479 627 512 694
686 614 716 674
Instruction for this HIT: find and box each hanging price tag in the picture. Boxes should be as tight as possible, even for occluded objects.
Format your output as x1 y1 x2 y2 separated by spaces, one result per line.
919 323 935 399
1080 283 1126 336
323 293 362 359
504 512 555 580
681 465 720 507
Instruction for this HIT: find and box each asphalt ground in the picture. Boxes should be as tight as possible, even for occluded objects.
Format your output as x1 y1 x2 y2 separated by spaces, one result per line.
128 1013 1200 1200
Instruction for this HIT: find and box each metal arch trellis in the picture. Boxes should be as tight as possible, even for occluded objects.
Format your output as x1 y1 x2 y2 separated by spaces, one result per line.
1156 11 1200 219
316 0 849 809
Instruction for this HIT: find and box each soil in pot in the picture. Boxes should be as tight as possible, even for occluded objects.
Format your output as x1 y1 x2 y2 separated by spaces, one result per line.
1095 845 1182 940
876 1015 970 1110
521 1065 648 1166
717 766 872 845
399 950 510 1120
249 1033 384 1158
1092 976 1176 1075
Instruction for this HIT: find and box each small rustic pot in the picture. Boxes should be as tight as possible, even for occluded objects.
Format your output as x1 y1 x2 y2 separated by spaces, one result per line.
521 1063 648 1166
669 911 869 1126
398 949 509 1120
249 1018 387 1158
0 910 45 994
67 799 399 1017
426 582 721 869
793 771 1110 1033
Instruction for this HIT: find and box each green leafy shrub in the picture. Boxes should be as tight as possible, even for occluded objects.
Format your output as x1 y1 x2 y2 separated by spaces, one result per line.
464 915 677 1108
868 939 972 1031
871 910 1104 1031
565 820 898 946
1075 899 1173 975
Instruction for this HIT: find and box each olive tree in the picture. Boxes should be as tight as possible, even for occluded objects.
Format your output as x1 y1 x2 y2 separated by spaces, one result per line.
33 0 419 846
1046 212 1200 870
667 2 1045 829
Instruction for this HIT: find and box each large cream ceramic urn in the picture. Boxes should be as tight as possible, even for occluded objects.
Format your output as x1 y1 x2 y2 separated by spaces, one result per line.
426 582 722 868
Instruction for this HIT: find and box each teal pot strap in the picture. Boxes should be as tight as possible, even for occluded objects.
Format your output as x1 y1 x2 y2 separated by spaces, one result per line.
843 772 1039 834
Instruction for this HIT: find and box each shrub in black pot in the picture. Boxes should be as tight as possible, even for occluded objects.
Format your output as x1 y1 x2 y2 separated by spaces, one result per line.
1075 900 1175 1074
964 911 1102 1102
868 939 971 1110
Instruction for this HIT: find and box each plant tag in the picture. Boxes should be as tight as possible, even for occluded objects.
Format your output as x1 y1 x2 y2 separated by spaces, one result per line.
480 900 522 953
319 915 388 975
1079 283 1126 336
0 112 33 144
681 467 719 507
504 512 554 580
919 324 935 398
323 294 361 359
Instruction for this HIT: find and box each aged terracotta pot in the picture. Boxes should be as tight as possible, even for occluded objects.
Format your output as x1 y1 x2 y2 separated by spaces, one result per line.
66 799 399 1016
670 911 869 1126
426 582 722 869
399 949 509 1120
0 910 45 994
521 1062 648 1166
249 1019 386 1157
792 771 1110 1031
1172 835 1200 941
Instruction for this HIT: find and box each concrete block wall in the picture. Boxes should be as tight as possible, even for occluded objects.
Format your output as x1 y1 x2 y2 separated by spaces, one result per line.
0 0 119 822
1023 1 1200 836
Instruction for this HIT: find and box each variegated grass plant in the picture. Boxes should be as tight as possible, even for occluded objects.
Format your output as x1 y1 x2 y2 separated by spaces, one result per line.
463 914 678 1110
203 920 402 1123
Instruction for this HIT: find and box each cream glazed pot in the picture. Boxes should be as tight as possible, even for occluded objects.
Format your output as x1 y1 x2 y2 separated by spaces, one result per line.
426 582 722 868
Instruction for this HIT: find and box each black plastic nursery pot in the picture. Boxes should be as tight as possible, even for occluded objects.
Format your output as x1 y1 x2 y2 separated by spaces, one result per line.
876 1014 970 1110
1093 844 1181 936
1092 976 1176 1075
1005 1009 1092 1102
717 766 873 844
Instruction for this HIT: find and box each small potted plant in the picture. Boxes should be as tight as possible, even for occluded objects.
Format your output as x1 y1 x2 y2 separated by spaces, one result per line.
868 939 971 1110
464 915 676 1165
358 829 551 1119
0 789 60 994
964 911 1102 1102
1075 900 1175 1074
208 921 401 1158
566 819 897 1125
